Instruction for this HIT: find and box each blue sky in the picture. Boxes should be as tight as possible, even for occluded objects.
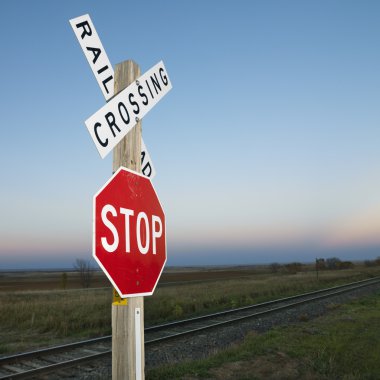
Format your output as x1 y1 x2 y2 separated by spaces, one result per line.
0 1 379 269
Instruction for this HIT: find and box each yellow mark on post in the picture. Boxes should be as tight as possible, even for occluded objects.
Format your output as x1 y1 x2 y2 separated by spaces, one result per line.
112 288 128 305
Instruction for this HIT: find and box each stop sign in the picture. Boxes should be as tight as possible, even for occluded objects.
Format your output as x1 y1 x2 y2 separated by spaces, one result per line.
93 167 166 297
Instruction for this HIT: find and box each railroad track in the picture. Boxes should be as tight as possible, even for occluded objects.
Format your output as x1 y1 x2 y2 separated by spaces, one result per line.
1 276 379 379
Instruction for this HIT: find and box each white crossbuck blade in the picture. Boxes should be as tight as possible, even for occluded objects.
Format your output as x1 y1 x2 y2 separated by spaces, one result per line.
85 61 172 159
69 14 114 101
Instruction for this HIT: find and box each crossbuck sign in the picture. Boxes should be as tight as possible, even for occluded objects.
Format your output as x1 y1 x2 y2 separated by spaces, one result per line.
70 14 171 165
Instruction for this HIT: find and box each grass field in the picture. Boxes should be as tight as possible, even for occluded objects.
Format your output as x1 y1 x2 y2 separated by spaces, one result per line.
147 290 380 379
0 264 379 356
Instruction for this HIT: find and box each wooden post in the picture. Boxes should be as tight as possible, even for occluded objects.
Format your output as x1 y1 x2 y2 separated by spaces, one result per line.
112 60 145 380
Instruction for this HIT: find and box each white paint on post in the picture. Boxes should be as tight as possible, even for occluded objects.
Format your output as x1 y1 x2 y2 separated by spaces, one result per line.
85 61 172 158
135 308 142 380
69 14 114 100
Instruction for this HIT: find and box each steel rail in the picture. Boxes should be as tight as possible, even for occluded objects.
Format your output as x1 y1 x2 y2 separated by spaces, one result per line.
0 276 379 379
145 276 380 343
145 275 380 332
0 352 109 380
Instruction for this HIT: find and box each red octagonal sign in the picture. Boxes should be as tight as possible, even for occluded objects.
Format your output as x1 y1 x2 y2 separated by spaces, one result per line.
93 167 166 297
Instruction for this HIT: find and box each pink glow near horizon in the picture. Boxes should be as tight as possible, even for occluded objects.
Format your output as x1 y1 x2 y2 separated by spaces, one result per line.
2 203 380 257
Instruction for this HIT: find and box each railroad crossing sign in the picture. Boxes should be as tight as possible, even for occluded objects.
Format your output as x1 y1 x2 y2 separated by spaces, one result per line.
93 167 166 297
70 14 160 178
70 13 170 378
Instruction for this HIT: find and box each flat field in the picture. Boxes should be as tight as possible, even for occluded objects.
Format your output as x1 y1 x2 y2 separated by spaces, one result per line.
0 265 273 292
0 264 379 356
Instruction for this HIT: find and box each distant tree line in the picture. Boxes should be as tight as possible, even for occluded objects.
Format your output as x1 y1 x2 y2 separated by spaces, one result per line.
269 262 304 274
364 257 380 267
270 257 357 275
316 257 354 270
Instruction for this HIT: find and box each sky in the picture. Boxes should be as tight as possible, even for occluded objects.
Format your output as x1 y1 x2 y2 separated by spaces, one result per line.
0 0 379 269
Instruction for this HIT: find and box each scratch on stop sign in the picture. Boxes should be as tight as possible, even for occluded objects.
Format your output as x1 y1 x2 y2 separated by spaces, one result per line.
127 172 143 200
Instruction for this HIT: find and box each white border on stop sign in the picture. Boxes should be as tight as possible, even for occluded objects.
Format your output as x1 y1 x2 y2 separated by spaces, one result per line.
93 166 167 297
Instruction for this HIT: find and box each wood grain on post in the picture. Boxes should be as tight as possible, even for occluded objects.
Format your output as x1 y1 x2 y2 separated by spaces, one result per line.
112 60 142 173
112 60 145 380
